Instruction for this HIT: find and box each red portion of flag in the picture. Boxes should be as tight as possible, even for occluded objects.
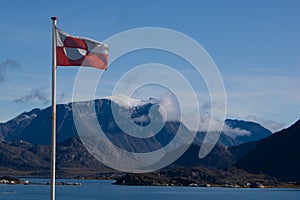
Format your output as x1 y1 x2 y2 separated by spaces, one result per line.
55 28 109 70
64 36 88 50
56 46 108 69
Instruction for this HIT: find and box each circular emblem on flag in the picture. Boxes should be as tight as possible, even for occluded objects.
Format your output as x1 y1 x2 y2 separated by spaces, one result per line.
63 37 88 61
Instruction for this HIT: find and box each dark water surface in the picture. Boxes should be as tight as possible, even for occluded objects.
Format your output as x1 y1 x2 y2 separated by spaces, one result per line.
0 179 299 200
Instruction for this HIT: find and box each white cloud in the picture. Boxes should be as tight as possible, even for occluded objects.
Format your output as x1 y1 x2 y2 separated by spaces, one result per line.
222 125 251 138
158 92 180 121
197 113 250 137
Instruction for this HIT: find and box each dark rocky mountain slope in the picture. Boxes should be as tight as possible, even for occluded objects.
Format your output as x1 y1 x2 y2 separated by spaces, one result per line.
235 119 300 181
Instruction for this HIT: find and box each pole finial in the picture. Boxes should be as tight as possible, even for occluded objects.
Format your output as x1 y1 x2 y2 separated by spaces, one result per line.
51 16 57 21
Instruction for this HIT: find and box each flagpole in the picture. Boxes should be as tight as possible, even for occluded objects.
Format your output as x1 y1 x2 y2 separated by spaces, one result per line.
50 16 57 200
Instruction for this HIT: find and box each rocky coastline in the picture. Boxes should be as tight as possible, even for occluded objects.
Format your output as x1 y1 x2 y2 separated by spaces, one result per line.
113 167 300 188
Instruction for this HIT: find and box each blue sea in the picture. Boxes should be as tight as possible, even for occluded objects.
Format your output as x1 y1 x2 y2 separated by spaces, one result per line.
0 179 299 200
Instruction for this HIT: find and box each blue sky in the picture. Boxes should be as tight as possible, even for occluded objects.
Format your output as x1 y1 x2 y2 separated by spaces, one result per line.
0 0 299 131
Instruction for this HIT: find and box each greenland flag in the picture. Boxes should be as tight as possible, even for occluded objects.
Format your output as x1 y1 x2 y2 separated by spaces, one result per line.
55 28 109 70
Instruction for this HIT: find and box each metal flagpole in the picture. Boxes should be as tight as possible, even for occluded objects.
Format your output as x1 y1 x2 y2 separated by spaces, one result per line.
50 16 57 200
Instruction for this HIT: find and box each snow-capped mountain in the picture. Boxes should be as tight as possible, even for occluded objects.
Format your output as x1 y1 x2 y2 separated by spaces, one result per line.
0 95 271 147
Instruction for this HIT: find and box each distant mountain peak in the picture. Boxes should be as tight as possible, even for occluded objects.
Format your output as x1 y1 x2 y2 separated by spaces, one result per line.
224 118 272 143
103 94 158 108
225 119 265 128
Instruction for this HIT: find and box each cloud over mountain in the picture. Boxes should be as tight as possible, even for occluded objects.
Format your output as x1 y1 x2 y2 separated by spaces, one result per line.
158 92 180 122
14 87 50 105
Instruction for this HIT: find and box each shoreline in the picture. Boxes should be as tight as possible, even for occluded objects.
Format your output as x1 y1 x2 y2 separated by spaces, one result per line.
112 180 300 189
1 176 299 189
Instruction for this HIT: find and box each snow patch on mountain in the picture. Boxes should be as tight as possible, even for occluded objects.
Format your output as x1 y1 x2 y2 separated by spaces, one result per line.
103 94 156 108
15 108 41 123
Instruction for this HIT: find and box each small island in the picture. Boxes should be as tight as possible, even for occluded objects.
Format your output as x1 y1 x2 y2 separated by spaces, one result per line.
113 167 300 188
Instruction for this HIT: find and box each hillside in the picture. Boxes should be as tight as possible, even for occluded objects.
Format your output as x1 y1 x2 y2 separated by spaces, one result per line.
235 119 300 181
0 137 116 178
0 96 278 179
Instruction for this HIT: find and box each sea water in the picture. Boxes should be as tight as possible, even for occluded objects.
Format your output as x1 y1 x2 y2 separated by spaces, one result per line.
0 179 299 200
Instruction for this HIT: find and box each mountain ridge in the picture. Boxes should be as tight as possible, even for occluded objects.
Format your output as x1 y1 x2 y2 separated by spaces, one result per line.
0 97 272 148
